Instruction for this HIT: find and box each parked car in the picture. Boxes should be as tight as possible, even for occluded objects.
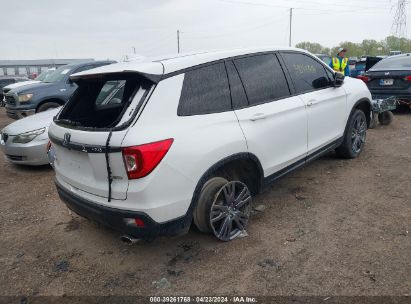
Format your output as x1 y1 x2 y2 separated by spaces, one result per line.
0 76 29 106
363 53 411 105
350 56 383 78
348 57 358 71
0 107 60 165
2 68 57 104
4 61 115 119
48 47 372 242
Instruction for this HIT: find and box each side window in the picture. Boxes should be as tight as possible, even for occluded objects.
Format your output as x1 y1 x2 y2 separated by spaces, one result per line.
178 62 231 116
225 61 248 109
233 54 290 106
281 52 332 94
325 67 335 82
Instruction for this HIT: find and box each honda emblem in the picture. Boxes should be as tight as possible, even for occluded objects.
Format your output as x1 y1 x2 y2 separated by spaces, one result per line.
63 133 71 146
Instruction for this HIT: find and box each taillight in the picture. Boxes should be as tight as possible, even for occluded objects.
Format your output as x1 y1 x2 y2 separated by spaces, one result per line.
404 75 411 82
122 139 173 179
357 75 369 83
124 217 145 228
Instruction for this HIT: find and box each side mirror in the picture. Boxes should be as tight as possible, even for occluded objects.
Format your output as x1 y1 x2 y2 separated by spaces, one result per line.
312 76 330 89
333 72 345 87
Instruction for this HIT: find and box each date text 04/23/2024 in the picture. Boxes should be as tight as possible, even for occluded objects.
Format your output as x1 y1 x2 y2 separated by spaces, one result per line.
149 296 257 303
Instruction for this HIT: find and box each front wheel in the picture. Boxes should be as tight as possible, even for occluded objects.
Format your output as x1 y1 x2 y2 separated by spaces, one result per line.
37 102 60 113
336 109 367 159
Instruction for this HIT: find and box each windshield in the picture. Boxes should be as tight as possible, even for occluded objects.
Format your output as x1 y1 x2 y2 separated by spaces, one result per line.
371 55 411 70
35 69 56 81
42 65 73 83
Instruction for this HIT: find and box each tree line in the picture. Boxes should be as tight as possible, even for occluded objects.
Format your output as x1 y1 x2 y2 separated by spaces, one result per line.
295 36 411 58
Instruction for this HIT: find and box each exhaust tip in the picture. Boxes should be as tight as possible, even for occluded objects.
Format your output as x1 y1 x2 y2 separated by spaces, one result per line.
120 235 140 244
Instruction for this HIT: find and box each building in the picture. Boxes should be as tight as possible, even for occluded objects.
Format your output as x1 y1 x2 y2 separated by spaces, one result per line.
0 59 94 77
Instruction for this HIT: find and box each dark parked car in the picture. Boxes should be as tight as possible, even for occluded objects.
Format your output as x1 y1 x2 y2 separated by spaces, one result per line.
350 56 383 78
4 61 115 119
364 53 411 106
0 76 29 106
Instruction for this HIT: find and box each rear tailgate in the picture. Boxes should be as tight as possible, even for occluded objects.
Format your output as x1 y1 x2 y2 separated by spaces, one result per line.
367 70 411 91
49 123 129 200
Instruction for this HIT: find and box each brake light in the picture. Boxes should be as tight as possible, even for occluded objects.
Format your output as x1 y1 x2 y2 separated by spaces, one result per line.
404 75 411 82
357 75 369 83
124 217 145 228
122 139 173 179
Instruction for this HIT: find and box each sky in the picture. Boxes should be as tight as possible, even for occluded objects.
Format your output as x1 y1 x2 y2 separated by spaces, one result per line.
0 0 409 61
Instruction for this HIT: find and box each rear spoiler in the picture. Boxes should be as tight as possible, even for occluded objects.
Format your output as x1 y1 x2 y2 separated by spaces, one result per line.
70 71 163 84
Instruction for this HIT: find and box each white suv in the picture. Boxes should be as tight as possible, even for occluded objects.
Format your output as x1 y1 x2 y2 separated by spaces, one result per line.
48 47 372 242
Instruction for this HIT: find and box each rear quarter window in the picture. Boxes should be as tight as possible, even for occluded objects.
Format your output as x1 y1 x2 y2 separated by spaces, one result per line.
178 62 231 116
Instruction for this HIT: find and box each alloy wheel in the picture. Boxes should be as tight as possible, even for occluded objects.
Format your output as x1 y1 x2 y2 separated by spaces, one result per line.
209 181 252 241
351 115 367 154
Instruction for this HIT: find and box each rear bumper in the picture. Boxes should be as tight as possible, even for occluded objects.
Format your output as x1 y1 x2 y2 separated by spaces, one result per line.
369 90 411 101
55 179 189 239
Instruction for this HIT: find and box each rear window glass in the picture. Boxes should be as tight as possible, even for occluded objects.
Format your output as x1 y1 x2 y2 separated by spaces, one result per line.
178 63 231 116
57 74 150 129
234 54 290 106
371 55 411 70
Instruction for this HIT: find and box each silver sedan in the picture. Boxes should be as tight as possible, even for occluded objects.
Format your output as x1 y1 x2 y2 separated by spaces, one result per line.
0 107 60 165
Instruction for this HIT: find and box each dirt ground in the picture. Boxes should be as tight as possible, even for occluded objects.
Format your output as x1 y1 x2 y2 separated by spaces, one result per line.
0 107 410 297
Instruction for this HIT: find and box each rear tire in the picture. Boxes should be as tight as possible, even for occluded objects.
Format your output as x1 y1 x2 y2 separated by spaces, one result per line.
336 109 367 159
193 177 252 241
37 102 60 113
194 177 228 233
378 111 394 125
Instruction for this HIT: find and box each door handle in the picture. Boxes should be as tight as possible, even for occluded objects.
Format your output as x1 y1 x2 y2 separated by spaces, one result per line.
249 113 267 121
307 99 317 107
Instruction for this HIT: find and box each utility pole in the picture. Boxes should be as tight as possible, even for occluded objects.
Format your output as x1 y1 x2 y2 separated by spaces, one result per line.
177 30 180 54
391 0 407 51
391 0 407 38
289 8 293 47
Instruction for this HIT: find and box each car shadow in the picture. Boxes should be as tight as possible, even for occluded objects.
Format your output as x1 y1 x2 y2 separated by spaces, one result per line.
10 163 52 173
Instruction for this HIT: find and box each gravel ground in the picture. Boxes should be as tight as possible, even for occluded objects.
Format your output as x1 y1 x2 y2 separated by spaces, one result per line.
0 107 410 297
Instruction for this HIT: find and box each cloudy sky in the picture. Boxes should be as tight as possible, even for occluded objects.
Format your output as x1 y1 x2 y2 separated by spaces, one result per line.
1 0 409 61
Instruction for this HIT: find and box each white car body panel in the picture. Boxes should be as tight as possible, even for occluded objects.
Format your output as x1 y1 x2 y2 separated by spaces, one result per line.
234 95 307 177
301 86 347 154
48 47 372 232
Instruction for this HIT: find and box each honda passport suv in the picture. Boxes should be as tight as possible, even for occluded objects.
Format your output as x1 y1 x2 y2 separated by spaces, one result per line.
48 48 372 242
